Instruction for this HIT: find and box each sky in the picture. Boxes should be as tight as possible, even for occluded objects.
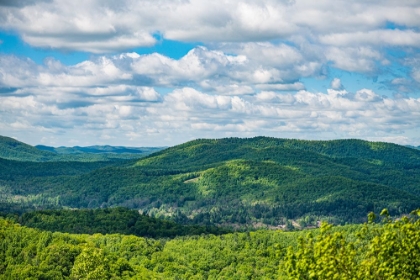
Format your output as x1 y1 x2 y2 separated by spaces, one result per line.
0 0 419 147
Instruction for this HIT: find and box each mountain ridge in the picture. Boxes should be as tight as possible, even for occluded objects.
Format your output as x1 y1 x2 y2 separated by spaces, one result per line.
0 135 56 161
0 135 164 161
35 144 165 155
1 135 419 226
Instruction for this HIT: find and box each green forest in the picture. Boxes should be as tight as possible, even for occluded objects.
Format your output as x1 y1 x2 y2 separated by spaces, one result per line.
1 210 419 279
1 135 420 278
1 135 420 226
17 208 231 238
0 136 163 162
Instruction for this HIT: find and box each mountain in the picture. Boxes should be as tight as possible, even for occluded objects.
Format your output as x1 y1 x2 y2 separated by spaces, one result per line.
1 136 420 226
0 135 56 161
35 145 164 155
136 137 420 170
406 145 420 150
0 135 164 162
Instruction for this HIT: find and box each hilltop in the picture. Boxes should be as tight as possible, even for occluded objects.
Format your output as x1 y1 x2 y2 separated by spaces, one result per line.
35 144 163 155
1 136 419 227
0 136 55 161
0 135 164 162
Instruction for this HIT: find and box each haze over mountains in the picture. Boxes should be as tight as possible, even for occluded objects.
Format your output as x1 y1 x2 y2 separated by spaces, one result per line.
0 136 164 162
35 144 165 155
1 133 420 278
1 135 419 227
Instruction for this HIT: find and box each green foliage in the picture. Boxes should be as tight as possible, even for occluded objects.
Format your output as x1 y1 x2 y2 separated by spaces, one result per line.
1 136 420 227
0 135 163 162
0 136 55 162
282 223 360 279
70 248 110 279
0 217 300 279
0 217 162 279
281 209 420 279
20 208 231 238
1 135 420 278
1 210 419 279
35 144 163 155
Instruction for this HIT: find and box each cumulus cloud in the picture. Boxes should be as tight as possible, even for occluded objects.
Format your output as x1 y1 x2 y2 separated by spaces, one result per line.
255 82 305 91
1 79 420 146
319 29 420 47
1 0 420 89
330 78 343 90
325 46 385 73
0 44 322 94
1 0 420 52
1 0 420 146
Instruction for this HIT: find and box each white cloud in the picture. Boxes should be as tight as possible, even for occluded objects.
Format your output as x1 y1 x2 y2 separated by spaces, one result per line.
2 0 420 53
330 78 343 90
319 29 420 47
354 89 381 102
2 1 420 146
255 82 305 91
1 0 420 89
411 69 420 83
325 46 383 73
0 44 322 95
212 84 254 95
3 79 420 146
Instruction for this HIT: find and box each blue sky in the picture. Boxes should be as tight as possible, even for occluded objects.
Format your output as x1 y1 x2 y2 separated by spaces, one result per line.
0 0 419 147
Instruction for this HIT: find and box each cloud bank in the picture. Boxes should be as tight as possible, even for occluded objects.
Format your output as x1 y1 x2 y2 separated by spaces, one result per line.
1 0 420 146
2 0 420 52
0 50 419 146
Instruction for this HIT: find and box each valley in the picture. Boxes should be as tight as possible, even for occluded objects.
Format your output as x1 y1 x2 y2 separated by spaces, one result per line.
1 135 419 227
1 135 420 279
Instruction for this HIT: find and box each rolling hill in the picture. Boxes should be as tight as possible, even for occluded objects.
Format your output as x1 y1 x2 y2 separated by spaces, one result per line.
0 135 164 162
35 144 164 155
1 136 420 227
0 135 56 161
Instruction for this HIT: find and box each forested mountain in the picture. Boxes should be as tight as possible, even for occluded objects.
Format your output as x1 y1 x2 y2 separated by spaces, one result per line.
1 136 419 227
35 144 164 155
0 136 56 161
136 137 420 171
0 135 164 162
2 136 420 278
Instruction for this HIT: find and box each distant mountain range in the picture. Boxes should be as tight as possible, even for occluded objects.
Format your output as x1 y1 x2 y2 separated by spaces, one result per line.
0 135 164 162
406 145 420 150
1 135 420 227
35 144 164 155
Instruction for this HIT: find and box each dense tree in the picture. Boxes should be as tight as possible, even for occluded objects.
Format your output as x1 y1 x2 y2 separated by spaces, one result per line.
1 136 420 227
19 208 231 238
281 209 420 279
1 209 419 279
